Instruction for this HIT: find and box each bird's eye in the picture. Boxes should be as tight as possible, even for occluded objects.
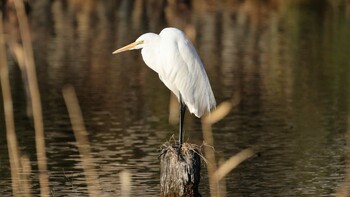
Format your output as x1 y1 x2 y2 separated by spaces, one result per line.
138 40 144 44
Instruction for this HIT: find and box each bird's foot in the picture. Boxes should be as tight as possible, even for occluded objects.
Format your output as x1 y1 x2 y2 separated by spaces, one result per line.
172 143 183 160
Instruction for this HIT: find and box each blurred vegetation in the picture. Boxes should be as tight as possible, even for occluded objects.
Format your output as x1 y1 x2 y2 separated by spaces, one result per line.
1 0 350 196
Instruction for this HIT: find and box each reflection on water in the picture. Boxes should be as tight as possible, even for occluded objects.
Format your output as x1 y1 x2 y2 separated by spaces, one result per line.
1 1 350 196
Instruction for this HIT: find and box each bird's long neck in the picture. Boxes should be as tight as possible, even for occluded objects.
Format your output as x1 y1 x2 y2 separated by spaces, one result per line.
140 34 160 73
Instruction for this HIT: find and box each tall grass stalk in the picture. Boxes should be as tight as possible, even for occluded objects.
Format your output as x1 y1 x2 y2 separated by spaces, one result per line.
62 85 102 197
13 0 49 195
0 12 23 197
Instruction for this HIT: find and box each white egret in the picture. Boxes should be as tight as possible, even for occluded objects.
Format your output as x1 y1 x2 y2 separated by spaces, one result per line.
113 27 216 146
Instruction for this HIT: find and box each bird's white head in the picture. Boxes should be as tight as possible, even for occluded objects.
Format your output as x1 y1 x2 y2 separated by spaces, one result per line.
112 33 158 54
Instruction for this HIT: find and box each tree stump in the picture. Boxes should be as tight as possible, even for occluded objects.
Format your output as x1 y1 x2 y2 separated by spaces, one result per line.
160 143 201 197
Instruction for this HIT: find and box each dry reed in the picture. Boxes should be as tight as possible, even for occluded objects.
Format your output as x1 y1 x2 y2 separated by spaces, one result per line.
214 148 255 182
336 114 350 196
20 155 33 197
201 92 255 197
119 170 132 197
13 0 49 195
0 12 22 197
1 12 33 197
62 85 102 197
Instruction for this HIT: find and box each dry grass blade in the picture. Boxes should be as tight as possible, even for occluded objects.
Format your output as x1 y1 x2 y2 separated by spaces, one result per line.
62 85 102 197
214 148 255 182
13 0 49 195
168 93 179 124
20 155 33 197
1 14 33 196
202 101 233 125
201 92 241 197
202 92 240 125
119 170 131 197
335 115 350 196
0 12 23 197
201 123 219 197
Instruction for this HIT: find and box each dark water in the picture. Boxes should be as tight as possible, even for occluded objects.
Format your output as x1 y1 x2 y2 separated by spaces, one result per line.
1 1 350 196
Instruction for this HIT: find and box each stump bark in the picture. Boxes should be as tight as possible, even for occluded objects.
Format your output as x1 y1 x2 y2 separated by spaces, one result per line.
160 143 201 197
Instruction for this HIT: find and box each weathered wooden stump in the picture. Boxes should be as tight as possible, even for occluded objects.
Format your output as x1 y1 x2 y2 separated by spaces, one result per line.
160 143 201 197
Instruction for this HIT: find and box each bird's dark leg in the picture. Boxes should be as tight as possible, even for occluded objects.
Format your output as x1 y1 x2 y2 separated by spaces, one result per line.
172 94 186 157
179 94 186 146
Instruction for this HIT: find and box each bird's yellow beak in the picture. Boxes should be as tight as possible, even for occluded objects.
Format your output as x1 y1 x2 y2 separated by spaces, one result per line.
112 41 138 54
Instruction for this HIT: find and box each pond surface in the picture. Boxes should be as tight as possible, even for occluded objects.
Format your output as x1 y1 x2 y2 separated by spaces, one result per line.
1 1 350 196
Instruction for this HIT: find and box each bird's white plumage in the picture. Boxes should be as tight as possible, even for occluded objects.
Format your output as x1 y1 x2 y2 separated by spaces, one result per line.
118 27 216 117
